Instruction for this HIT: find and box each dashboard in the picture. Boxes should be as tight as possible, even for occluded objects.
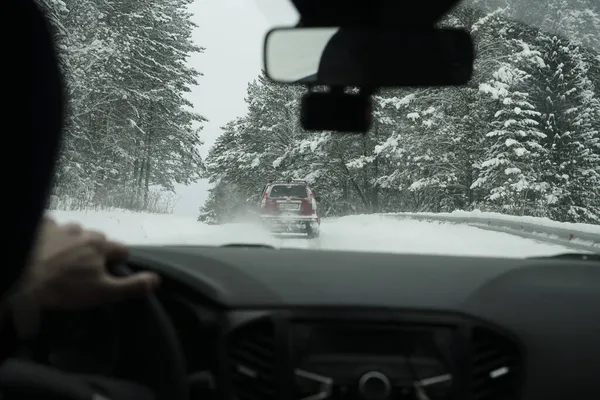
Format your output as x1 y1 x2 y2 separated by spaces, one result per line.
38 245 600 400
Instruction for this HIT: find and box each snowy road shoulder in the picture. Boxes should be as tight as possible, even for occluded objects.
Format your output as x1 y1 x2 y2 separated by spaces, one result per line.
313 214 573 258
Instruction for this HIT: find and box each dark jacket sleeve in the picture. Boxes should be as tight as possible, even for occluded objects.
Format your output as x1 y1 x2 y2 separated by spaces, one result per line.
0 305 17 363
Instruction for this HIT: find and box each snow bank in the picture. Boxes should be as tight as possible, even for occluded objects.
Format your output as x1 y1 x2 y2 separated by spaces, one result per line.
321 214 571 258
387 210 600 234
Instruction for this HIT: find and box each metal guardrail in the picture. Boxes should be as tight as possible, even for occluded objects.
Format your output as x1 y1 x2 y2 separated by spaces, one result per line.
380 213 600 253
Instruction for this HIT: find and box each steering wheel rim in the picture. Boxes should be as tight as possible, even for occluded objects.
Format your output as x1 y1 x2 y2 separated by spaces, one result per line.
110 263 189 400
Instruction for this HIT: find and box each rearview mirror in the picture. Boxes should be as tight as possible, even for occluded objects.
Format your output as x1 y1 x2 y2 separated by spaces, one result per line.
264 27 474 87
314 196 321 202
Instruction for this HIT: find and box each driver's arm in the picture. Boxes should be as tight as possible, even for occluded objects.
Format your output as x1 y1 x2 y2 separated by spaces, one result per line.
0 291 40 363
0 304 18 362
0 287 42 361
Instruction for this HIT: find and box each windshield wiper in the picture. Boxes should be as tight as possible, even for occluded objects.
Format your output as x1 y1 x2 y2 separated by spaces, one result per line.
529 253 600 261
221 243 276 249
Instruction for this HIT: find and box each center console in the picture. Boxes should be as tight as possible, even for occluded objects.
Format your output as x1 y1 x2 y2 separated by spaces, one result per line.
226 310 523 400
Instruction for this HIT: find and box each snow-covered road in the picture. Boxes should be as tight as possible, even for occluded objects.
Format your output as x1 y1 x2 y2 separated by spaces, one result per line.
48 209 573 258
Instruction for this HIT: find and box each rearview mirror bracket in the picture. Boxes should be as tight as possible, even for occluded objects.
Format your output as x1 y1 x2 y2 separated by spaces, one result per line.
300 88 372 133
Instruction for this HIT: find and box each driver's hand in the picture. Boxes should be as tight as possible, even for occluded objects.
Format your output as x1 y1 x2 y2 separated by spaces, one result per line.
18 216 161 310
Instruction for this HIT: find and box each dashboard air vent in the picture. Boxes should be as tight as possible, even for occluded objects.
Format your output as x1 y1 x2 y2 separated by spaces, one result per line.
469 327 523 400
228 318 277 400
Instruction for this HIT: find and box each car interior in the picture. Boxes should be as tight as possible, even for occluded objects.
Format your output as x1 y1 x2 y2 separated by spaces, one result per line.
5 0 600 400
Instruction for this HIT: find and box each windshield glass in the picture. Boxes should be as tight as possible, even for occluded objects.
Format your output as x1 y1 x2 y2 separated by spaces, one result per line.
44 0 600 258
269 185 308 198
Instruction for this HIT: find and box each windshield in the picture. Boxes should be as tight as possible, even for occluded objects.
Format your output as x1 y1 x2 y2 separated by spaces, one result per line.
269 185 308 198
44 0 600 258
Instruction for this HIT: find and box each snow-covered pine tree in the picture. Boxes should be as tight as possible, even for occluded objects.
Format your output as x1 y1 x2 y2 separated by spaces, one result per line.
40 0 206 212
473 58 548 216
534 35 600 222
198 179 250 224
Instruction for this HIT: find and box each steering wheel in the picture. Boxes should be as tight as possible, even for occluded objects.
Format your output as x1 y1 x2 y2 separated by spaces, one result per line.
0 264 189 400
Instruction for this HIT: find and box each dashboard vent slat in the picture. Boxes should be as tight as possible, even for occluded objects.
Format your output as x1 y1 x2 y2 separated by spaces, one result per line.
469 327 523 400
228 318 277 400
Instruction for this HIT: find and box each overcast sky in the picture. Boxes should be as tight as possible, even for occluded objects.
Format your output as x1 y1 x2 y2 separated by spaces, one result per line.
172 0 297 216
